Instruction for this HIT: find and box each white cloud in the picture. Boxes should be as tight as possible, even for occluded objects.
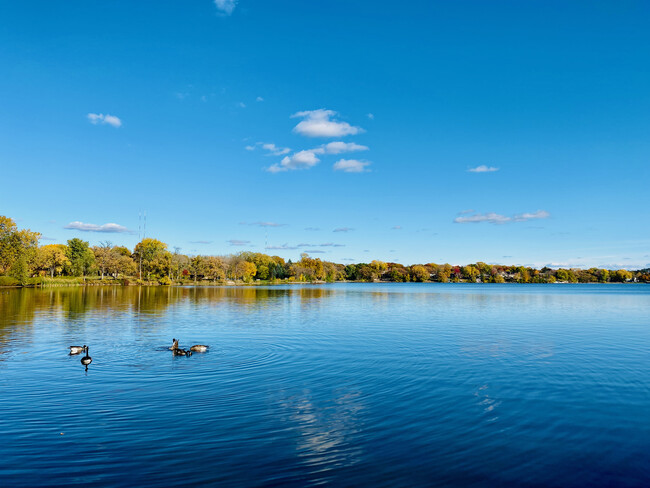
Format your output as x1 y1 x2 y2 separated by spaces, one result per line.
256 96 264 102
367 113 374 120
333 227 354 233
247 142 291 155
333 159 371 173
189 240 212 244
262 143 291 156
238 102 246 108
267 141 369 172
512 210 551 222
87 113 122 128
320 141 368 154
468 165 499 173
292 109 363 138
454 210 550 225
64 221 130 233
268 150 321 172
214 0 237 15
392 225 402 230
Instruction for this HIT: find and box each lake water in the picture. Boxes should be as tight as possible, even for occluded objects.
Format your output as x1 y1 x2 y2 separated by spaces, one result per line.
1 284 649 487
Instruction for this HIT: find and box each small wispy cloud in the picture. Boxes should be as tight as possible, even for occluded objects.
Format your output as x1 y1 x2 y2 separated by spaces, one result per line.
87 113 122 128
241 221 287 228
468 165 499 173
392 225 402 230
40 236 57 241
296 242 345 248
304 227 320 231
256 96 264 102
292 109 363 138
333 159 371 173
189 240 212 244
303 250 326 254
214 0 237 15
265 244 298 250
454 210 550 225
367 113 374 120
333 227 354 233
238 102 246 108
247 142 291 156
262 143 291 156
228 239 250 246
64 221 130 233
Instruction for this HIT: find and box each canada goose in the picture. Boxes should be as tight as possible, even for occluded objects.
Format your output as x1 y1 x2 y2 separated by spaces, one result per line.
190 345 209 352
69 345 86 355
168 338 179 350
172 348 191 357
81 346 92 370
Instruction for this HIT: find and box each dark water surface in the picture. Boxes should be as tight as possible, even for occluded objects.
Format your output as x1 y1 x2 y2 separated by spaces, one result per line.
1 284 649 487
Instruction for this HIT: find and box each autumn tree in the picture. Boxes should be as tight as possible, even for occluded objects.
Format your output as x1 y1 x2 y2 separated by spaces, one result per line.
132 238 171 280
410 265 430 282
612 269 633 282
190 255 207 282
462 265 480 282
205 256 227 282
231 260 257 282
92 241 120 280
370 260 388 280
37 244 70 278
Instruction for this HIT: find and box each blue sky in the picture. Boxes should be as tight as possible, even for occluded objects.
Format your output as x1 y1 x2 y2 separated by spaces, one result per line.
1 0 648 269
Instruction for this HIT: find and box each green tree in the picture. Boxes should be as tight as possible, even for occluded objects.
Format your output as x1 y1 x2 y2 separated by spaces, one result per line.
0 216 40 281
66 238 95 278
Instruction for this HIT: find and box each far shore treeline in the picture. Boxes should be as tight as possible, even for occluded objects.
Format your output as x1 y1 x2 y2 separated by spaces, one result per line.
1 216 648 287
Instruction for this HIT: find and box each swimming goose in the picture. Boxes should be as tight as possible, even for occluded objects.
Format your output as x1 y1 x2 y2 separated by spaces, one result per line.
81 346 92 370
69 345 86 355
172 348 192 357
190 344 209 352
168 338 179 350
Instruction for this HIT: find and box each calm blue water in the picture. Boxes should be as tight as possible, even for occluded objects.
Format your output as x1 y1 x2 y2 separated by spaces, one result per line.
1 284 649 487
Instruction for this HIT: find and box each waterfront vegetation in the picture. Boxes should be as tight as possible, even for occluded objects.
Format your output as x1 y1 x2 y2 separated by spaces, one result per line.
1 215 648 287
